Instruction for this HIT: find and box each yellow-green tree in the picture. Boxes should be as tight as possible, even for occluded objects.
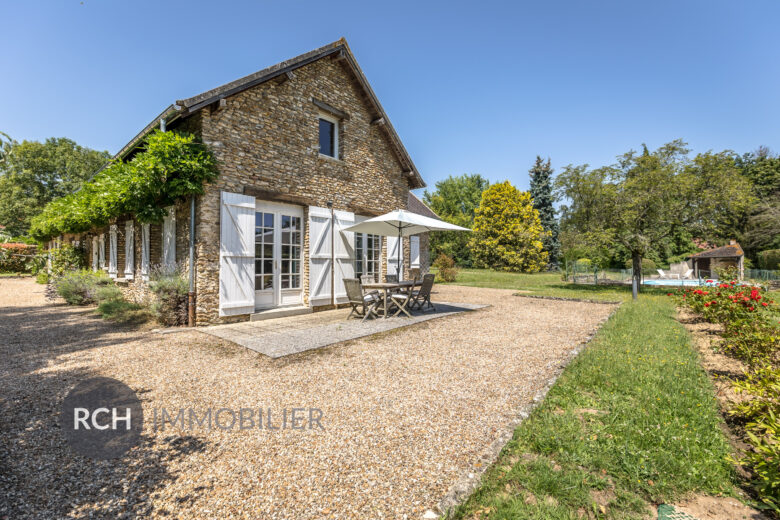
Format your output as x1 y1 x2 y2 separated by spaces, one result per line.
469 181 549 272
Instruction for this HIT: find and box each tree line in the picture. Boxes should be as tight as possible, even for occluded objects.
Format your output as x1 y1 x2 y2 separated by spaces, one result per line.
1 132 777 277
424 140 779 276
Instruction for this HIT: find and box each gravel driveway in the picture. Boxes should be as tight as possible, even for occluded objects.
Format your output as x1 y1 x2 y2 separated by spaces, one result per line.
0 278 616 519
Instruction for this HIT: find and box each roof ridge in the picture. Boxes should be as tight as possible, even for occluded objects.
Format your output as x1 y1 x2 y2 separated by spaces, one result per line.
177 39 345 109
112 38 424 188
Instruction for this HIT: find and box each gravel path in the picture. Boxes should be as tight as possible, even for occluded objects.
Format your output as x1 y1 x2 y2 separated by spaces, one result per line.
0 278 616 519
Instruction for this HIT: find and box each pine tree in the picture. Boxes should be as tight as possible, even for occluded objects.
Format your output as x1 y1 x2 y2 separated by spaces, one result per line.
529 156 561 267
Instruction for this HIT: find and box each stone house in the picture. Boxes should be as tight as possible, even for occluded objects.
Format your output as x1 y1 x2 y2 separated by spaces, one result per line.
63 39 437 324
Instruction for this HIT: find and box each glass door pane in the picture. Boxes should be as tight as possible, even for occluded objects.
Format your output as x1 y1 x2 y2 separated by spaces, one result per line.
255 212 274 291
280 214 301 290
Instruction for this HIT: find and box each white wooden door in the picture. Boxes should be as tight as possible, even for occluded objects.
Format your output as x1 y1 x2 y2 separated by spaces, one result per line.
124 221 134 278
141 223 150 280
387 235 403 279
333 210 355 303
92 236 98 271
98 234 105 269
255 201 303 310
162 207 176 266
219 191 255 316
308 206 332 306
108 225 117 278
410 235 420 268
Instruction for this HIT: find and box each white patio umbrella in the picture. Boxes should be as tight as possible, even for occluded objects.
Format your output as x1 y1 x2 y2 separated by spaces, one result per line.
343 209 470 277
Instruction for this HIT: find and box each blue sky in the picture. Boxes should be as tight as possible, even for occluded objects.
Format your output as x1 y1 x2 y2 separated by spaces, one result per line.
2 0 778 194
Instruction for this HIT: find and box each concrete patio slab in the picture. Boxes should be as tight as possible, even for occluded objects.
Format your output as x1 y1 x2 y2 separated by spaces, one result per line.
199 302 488 358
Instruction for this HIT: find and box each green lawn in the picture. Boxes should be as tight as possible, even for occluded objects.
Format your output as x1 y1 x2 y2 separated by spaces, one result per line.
445 271 736 519
439 268 644 301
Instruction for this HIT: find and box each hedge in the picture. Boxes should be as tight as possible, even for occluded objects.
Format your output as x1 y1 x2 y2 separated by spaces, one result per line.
0 243 37 272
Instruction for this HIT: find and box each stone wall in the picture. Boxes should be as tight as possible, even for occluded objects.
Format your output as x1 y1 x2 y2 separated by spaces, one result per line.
190 56 416 324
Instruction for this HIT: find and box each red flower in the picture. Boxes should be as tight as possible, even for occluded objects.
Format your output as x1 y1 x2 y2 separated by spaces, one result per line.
749 306 755 311
762 302 769 307
704 302 711 307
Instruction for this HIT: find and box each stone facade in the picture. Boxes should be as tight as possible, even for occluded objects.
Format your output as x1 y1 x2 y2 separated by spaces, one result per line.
187 55 423 324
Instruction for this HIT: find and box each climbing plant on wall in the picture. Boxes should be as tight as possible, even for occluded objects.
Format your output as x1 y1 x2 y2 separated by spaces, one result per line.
29 130 217 241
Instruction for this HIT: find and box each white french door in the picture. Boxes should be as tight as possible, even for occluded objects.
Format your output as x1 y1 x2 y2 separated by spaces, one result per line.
255 201 303 309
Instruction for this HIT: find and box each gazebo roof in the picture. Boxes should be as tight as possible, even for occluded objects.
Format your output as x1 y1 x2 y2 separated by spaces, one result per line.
689 243 744 259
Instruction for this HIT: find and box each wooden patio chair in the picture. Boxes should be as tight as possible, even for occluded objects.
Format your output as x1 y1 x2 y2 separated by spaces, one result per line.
409 273 435 312
344 278 380 322
389 289 413 318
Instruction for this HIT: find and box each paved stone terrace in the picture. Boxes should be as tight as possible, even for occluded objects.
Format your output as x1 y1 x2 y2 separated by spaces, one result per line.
199 302 488 358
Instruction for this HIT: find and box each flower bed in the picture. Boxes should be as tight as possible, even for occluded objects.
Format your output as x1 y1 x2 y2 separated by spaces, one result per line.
672 280 780 512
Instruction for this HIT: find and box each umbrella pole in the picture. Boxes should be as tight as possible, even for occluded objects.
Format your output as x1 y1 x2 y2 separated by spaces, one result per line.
397 227 402 279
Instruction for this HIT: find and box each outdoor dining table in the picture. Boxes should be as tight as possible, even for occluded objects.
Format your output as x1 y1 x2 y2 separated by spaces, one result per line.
362 280 419 318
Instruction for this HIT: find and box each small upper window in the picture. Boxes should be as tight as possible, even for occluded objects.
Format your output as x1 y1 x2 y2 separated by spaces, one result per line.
318 114 338 158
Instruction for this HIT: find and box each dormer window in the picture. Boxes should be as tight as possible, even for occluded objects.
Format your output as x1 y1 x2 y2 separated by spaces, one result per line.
318 113 338 159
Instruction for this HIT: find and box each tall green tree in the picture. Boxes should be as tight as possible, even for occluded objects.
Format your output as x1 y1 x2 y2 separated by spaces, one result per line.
556 140 753 297
423 173 489 266
0 136 109 236
469 181 549 272
529 156 561 267
735 148 780 257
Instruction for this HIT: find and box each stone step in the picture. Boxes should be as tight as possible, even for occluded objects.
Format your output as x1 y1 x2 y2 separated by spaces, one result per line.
250 305 312 322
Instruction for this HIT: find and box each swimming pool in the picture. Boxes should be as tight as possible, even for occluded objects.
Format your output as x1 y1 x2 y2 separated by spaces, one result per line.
642 279 717 287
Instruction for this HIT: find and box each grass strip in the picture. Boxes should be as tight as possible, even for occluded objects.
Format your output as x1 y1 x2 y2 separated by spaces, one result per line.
438 269 639 302
450 295 736 519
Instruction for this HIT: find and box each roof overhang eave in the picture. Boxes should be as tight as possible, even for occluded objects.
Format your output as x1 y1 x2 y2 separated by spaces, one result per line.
114 104 184 160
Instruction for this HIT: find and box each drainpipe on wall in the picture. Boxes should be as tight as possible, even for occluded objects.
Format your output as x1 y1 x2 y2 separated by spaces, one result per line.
188 196 196 326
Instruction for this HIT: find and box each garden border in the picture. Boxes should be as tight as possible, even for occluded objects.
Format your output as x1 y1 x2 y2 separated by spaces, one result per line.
513 294 622 305
435 300 623 517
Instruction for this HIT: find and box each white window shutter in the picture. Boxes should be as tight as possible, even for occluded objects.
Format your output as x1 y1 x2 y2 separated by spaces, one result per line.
141 223 150 280
386 235 403 279
108 225 118 278
333 210 355 303
219 191 255 316
98 234 105 269
410 235 420 268
308 206 333 306
92 236 98 271
163 207 176 266
124 221 134 278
